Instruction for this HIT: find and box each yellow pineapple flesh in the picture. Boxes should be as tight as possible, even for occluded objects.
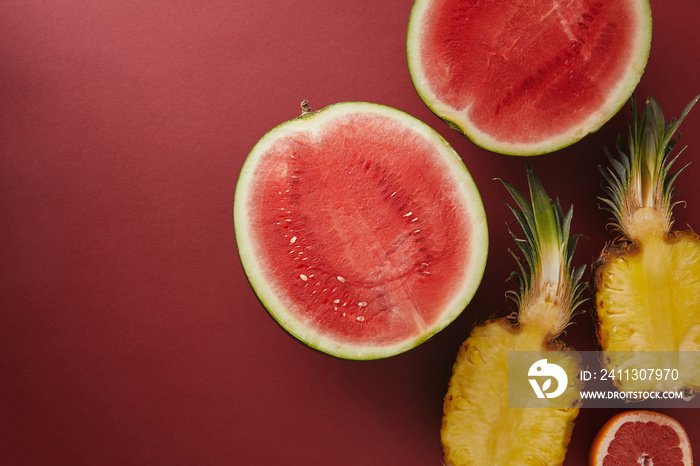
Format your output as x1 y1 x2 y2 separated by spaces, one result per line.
594 95 700 392
442 322 581 465
596 232 700 353
441 167 585 466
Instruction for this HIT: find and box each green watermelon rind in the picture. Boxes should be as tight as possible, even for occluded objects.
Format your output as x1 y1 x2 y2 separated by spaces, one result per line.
234 102 488 360
406 0 653 156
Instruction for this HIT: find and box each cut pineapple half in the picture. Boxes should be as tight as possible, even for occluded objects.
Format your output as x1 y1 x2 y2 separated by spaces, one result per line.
441 167 585 466
442 323 582 466
594 95 700 393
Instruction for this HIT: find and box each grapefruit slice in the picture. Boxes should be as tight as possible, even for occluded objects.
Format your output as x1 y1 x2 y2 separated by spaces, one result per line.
406 0 652 156
590 410 694 466
234 101 488 360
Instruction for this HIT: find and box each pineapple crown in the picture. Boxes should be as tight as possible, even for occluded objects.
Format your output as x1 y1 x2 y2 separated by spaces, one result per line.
499 166 586 330
600 94 699 240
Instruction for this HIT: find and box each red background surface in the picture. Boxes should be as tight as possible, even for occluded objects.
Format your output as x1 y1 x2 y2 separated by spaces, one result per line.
1 1 698 464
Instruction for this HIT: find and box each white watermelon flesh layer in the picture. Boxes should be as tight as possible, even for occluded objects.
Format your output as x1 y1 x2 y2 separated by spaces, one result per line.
407 0 651 155
235 103 488 359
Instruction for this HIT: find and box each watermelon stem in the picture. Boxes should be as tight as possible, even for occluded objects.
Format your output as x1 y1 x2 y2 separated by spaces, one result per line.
300 100 312 116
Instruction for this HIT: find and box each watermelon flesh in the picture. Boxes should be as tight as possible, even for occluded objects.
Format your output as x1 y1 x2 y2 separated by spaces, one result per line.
407 0 652 155
235 103 488 359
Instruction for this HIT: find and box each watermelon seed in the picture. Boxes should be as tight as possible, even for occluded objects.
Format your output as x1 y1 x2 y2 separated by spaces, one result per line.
357 316 365 322
358 302 368 307
290 236 297 243
300 274 308 281
337 276 346 282
403 211 413 217
334 299 340 304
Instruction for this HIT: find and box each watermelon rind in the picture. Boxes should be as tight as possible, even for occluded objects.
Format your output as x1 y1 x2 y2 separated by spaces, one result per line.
406 0 653 156
234 102 488 360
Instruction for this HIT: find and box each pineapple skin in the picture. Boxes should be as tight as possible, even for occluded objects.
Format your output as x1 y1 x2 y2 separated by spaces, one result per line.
441 318 581 466
593 230 700 392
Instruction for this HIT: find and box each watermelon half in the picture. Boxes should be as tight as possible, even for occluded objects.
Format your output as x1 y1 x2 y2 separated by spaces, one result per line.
234 102 488 360
406 0 652 156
